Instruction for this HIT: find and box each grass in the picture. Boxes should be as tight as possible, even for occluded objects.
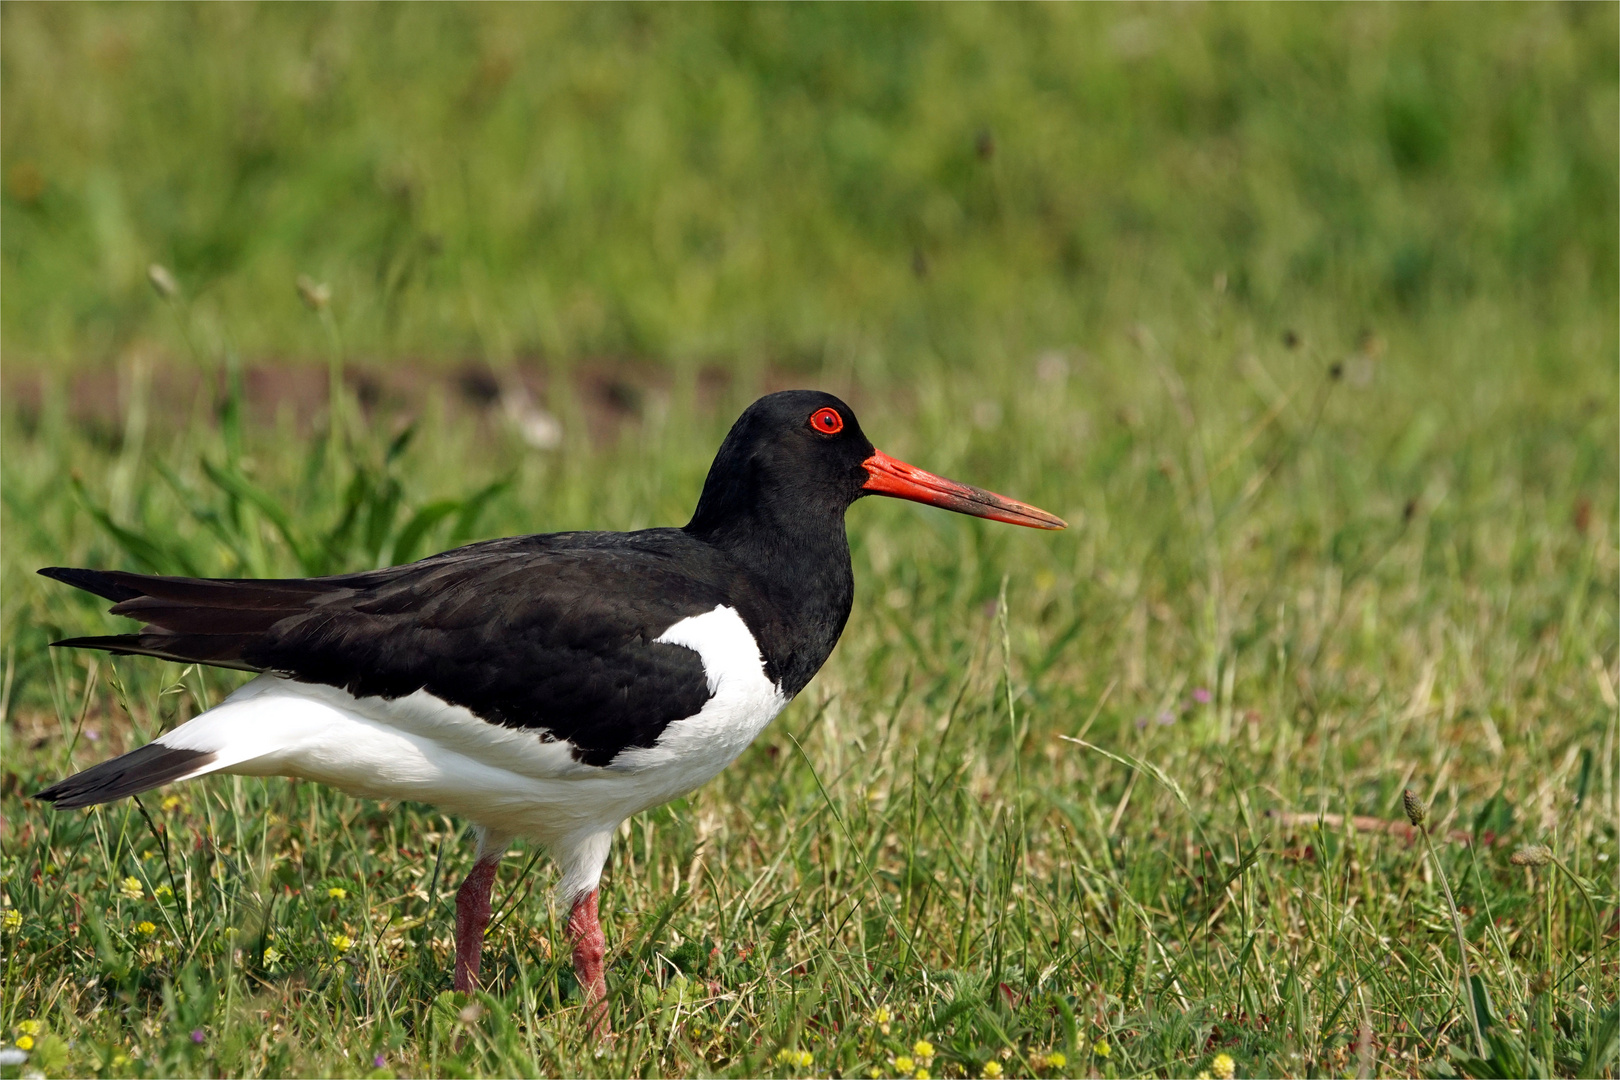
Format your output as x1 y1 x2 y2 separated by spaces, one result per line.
2 4 1618 1078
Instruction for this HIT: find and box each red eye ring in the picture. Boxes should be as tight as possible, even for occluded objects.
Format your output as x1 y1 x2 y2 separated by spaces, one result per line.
810 407 844 434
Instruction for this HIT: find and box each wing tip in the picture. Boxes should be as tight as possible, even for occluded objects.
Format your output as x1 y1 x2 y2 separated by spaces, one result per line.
48 635 146 654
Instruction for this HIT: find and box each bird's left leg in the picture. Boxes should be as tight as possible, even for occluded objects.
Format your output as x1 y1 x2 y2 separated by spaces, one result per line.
454 828 511 993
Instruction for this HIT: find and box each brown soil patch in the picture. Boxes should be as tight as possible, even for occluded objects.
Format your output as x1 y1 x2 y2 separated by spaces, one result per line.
1 356 846 449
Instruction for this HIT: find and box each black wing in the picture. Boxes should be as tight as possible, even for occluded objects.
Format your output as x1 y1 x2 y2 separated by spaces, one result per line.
40 530 749 766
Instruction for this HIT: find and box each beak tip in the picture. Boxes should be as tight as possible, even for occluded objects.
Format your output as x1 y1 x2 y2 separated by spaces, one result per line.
863 448 1067 532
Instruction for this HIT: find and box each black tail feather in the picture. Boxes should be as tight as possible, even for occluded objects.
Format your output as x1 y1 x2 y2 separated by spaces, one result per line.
33 743 217 809
38 567 145 603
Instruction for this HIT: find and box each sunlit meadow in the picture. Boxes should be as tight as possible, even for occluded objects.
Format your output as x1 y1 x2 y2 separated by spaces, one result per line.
2 5 1616 1078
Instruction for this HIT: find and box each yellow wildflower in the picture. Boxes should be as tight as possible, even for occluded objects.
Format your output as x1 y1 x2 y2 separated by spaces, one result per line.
16 1021 41 1037
135 921 157 936
894 1056 915 1074
1043 1052 1067 1070
982 1063 1003 1079
154 884 173 899
161 795 181 812
873 1005 892 1034
120 877 143 900
1093 1039 1111 1058
262 946 283 965
1196 1073 1211 1080
869 1070 883 1080
14 1035 33 1051
111 1053 130 1067
773 1048 813 1069
1211 1053 1235 1080
914 1071 929 1080
913 1040 935 1061
1 909 20 932
327 887 347 900
329 933 354 952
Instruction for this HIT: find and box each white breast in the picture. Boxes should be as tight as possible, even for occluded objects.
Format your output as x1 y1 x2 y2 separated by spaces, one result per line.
608 604 790 794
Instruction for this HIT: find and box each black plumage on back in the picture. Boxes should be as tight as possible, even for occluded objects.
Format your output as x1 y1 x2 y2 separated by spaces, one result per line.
43 535 731 765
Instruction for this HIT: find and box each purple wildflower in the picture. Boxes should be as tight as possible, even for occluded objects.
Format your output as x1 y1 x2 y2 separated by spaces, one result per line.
1156 711 1175 725
1192 687 1211 704
191 1029 205 1044
374 1053 387 1068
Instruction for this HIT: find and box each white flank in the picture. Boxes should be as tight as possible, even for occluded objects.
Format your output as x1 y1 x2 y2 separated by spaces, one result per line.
150 603 787 904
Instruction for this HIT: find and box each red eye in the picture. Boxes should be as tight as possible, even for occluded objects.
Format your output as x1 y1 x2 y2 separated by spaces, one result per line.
810 407 844 434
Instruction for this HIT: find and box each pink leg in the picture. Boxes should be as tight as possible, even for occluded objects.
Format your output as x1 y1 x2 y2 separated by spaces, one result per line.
567 888 610 1036
453 854 501 992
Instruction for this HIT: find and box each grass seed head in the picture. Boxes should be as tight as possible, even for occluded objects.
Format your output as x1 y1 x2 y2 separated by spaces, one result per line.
1402 789 1427 827
1510 845 1552 867
296 275 332 311
146 263 179 299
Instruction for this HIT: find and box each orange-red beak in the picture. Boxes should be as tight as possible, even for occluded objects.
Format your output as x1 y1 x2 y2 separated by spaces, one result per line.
862 449 1066 529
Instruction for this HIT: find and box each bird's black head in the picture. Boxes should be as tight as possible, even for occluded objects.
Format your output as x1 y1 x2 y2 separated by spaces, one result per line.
684 390 1064 543
685 390 873 539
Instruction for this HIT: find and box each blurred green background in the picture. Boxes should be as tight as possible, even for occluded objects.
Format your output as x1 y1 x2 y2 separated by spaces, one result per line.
3 2 1614 372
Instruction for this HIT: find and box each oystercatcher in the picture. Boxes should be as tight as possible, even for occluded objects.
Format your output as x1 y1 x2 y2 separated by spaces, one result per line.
33 390 1063 1029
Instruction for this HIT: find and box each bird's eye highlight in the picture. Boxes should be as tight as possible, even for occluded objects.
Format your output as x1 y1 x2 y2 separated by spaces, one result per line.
810 407 844 434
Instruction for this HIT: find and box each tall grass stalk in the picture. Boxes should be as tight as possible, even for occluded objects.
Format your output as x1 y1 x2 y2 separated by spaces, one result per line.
1407 789 1488 1060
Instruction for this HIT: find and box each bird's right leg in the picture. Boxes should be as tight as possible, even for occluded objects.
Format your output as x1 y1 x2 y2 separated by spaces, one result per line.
557 829 615 1037
453 829 509 993
567 887 610 1037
